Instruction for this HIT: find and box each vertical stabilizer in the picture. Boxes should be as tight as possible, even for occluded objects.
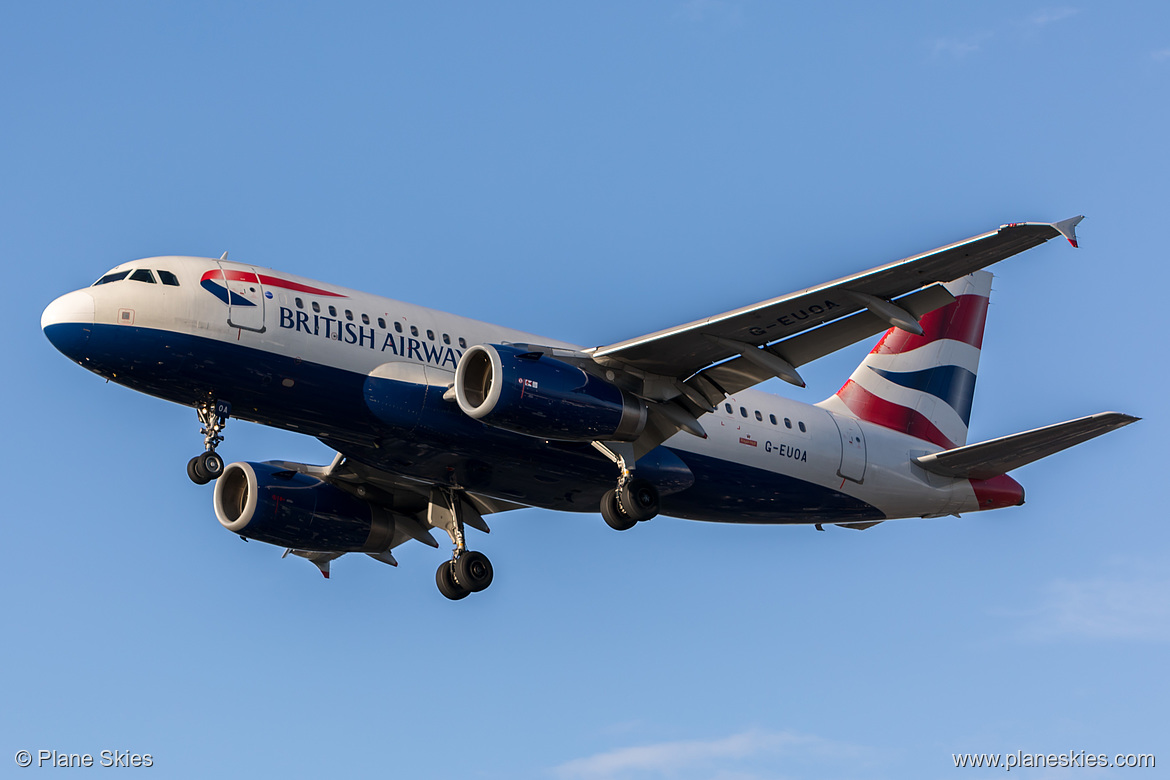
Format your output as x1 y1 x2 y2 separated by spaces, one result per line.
819 272 992 448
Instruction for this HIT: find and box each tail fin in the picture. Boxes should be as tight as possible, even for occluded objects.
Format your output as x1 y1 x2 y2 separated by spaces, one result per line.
819 272 992 449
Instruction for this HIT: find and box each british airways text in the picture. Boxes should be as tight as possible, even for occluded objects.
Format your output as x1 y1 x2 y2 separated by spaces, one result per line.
279 307 463 368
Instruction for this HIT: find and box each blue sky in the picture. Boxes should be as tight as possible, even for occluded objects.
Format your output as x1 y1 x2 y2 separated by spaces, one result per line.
3 2 1166 778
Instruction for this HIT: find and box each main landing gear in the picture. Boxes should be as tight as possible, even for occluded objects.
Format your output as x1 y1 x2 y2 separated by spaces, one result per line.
429 488 494 600
592 442 659 531
436 551 493 601
187 399 230 485
601 478 659 531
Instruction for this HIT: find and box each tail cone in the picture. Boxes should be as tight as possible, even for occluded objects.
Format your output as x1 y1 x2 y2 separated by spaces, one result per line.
971 473 1025 509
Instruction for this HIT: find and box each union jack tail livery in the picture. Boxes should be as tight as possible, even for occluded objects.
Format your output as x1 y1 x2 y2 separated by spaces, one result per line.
821 272 991 449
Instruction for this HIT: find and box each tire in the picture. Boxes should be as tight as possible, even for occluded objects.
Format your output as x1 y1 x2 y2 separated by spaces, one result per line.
187 456 211 485
436 561 470 600
198 451 225 480
601 489 636 531
455 550 494 593
619 478 659 522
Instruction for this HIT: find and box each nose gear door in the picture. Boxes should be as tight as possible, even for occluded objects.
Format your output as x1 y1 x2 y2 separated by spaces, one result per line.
215 260 267 333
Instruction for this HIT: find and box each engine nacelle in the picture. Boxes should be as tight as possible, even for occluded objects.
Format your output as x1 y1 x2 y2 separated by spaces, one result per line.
454 344 647 442
214 462 395 552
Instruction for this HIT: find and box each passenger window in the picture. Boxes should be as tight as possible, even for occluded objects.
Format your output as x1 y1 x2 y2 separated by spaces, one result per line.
784 418 792 429
92 271 130 286
740 407 747 418
754 410 763 421
378 318 386 329
799 421 807 433
426 329 435 341
312 301 320 313
328 305 337 317
410 325 418 337
443 334 451 345
129 269 156 284
458 337 467 349
295 297 304 309
361 313 369 325
394 322 403 333
769 414 777 425
725 403 733 414
345 309 353 321
158 271 180 286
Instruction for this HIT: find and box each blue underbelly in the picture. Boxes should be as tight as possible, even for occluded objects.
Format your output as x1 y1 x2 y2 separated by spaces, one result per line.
55 322 881 523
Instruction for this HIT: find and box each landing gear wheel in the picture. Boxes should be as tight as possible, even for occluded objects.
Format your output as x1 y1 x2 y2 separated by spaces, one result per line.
187 456 211 485
601 489 636 531
436 561 470 600
198 451 224 480
619 478 659 522
455 551 494 592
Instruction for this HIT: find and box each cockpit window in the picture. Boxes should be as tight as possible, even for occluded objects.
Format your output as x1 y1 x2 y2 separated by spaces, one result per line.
92 270 130 286
129 269 156 284
158 270 180 286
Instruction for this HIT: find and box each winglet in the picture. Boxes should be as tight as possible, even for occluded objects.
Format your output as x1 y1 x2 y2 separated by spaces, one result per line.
1053 215 1084 248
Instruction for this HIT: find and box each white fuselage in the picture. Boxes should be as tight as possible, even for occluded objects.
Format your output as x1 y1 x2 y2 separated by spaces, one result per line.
45 255 995 525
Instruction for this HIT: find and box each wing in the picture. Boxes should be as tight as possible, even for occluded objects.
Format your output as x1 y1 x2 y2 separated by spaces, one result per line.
267 451 528 576
590 217 1083 395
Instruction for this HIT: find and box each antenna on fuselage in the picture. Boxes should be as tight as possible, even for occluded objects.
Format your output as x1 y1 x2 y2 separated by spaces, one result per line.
219 251 228 261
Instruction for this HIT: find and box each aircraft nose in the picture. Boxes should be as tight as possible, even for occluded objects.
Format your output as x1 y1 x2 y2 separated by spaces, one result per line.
42 290 95 361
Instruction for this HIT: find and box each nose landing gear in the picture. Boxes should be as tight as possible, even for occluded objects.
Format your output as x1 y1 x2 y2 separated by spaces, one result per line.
187 399 230 485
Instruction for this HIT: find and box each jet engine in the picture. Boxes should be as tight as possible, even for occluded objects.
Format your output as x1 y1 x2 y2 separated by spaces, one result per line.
454 344 647 442
214 461 395 552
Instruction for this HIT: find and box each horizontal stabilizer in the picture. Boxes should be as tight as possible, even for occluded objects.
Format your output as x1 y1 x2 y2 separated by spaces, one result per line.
913 412 1139 479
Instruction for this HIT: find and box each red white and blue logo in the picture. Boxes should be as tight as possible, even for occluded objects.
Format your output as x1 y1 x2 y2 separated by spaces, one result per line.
823 272 992 449
200 269 347 306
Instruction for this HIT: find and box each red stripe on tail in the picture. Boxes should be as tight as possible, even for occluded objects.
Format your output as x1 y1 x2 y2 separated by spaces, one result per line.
872 293 989 355
835 380 956 449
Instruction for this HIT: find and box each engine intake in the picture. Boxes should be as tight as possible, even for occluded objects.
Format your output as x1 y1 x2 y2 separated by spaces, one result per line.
454 344 647 442
214 462 395 552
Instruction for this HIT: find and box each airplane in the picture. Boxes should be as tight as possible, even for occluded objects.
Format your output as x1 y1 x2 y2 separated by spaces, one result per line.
41 216 1138 599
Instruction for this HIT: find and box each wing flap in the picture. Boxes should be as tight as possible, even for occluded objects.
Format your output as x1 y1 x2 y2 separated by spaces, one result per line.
913 412 1139 479
700 284 955 395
